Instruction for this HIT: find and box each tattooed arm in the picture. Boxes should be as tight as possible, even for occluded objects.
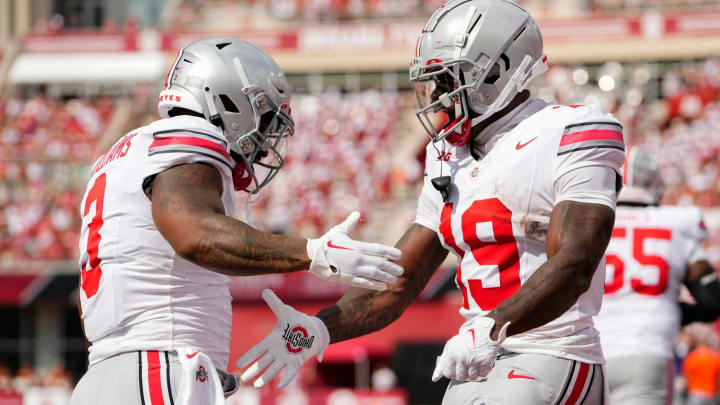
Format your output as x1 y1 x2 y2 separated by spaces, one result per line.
149 163 310 276
485 201 614 339
317 223 448 343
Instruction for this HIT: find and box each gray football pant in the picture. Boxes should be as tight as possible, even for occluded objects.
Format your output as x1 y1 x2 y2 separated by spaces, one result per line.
442 351 605 405
70 351 237 405
605 355 672 405
70 351 182 405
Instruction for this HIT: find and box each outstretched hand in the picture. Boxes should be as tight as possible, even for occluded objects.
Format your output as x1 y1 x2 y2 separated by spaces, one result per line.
237 289 329 389
307 211 403 290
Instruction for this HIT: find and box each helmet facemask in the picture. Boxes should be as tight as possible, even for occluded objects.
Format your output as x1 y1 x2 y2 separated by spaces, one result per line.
412 58 479 146
226 88 294 194
411 54 544 147
199 54 294 194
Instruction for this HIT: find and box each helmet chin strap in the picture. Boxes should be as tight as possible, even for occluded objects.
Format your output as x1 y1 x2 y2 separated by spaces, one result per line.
431 139 451 202
203 85 223 128
244 189 264 230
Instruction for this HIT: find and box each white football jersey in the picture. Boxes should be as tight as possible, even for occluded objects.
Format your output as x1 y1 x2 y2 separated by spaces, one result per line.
595 205 708 360
415 99 625 364
78 115 237 370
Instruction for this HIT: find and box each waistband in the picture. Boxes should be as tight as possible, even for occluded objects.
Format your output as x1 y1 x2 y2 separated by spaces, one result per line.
91 350 237 398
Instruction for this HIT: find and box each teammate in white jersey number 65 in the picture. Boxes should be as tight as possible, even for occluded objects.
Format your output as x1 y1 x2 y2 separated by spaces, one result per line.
595 148 720 405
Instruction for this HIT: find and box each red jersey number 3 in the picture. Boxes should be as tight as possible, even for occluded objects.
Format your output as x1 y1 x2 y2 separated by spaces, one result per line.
81 173 107 299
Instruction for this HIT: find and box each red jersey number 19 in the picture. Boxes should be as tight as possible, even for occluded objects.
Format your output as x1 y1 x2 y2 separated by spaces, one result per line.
440 198 521 311
81 173 106 299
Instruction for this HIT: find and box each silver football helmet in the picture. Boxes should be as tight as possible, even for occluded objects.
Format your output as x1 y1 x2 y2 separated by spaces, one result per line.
410 0 547 146
157 37 293 193
618 147 664 205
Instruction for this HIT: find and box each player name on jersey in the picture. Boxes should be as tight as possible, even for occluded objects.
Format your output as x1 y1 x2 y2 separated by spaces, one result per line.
90 133 138 177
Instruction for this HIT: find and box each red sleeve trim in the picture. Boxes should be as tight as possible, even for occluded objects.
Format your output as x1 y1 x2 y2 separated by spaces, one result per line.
150 136 232 161
560 129 624 147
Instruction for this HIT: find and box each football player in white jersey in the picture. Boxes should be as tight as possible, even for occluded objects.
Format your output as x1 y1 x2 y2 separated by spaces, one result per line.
70 37 403 405
595 147 720 405
238 1 624 403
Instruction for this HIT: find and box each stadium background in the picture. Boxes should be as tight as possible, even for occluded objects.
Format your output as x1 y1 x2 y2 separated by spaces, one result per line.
2 0 720 404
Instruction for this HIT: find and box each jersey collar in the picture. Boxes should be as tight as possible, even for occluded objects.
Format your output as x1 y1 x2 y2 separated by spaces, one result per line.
471 97 548 159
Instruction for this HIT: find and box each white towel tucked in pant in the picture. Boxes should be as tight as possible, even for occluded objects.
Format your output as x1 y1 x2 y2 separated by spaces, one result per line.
176 347 226 405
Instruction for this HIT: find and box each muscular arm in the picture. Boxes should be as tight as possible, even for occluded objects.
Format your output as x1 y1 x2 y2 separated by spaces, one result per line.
486 200 614 339
317 223 448 343
681 259 720 324
149 163 310 276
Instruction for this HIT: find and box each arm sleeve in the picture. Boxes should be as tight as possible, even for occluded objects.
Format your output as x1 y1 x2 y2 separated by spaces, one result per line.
554 165 618 208
415 175 442 231
553 115 625 208
142 128 235 192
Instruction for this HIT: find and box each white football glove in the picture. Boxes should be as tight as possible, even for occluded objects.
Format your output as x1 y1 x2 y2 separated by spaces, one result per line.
236 289 329 389
306 211 403 291
432 317 510 382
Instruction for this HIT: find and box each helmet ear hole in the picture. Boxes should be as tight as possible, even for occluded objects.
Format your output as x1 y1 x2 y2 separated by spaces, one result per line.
219 94 240 113
484 63 501 85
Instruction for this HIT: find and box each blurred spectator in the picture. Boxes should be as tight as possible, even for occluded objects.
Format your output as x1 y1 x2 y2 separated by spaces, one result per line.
11 365 38 392
40 366 73 389
683 327 720 405
0 363 73 399
0 364 12 392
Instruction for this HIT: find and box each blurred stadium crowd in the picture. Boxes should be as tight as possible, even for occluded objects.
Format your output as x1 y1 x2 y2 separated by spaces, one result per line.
0 363 73 403
5 58 720 264
170 0 720 24
3 0 720 403
31 0 720 33
0 364 73 391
